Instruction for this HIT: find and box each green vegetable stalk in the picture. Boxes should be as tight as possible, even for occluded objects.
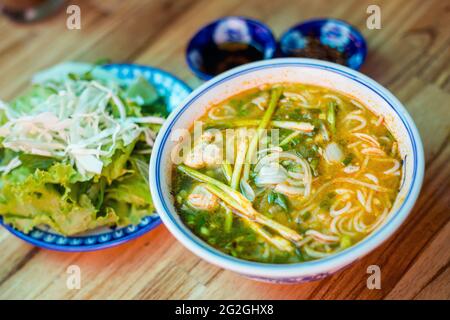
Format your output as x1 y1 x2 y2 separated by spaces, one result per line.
242 86 283 181
177 164 302 245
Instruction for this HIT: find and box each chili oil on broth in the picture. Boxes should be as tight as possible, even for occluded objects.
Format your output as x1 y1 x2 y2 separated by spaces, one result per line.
171 83 402 264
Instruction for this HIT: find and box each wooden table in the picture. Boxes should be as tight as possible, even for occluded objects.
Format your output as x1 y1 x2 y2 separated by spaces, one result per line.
0 0 448 300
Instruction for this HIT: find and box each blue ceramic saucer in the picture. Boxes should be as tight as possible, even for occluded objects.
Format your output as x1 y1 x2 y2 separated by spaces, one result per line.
0 63 192 252
279 18 367 70
186 16 277 80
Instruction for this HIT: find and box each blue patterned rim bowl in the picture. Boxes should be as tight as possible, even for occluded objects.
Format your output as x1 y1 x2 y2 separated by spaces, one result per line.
150 58 424 283
279 18 367 70
186 16 277 80
0 63 192 252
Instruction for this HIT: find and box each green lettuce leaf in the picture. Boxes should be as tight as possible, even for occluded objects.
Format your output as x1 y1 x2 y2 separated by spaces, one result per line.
0 163 118 235
104 175 153 224
101 140 136 184
126 76 159 106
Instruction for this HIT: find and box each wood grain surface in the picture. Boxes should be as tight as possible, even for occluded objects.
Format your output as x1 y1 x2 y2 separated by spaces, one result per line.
0 0 448 300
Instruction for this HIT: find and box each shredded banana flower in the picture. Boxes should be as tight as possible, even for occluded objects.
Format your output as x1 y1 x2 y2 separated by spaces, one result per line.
0 79 163 177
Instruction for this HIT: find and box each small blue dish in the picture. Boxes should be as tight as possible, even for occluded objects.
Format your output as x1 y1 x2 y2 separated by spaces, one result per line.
0 63 192 252
186 16 277 80
279 18 367 70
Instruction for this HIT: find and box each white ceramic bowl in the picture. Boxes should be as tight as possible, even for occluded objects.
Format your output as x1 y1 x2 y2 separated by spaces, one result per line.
149 58 424 283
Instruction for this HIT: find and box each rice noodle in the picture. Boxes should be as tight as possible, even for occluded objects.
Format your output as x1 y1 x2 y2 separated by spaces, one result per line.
353 213 366 233
344 165 360 174
357 190 366 208
341 193 351 201
353 208 388 233
366 190 373 213
294 203 316 219
342 217 358 236
296 236 313 247
275 183 304 196
335 178 384 192
335 188 354 195
330 216 339 234
281 97 320 109
361 147 385 156
330 201 352 217
357 189 373 212
283 91 308 104
305 230 339 243
347 141 362 149
350 99 365 109
331 215 358 236
301 177 391 211
338 177 390 191
250 94 268 111
298 158 312 197
360 156 369 172
353 133 380 147
383 159 401 175
364 173 379 184
344 114 367 131
391 142 398 156
304 245 332 258
324 94 343 106
367 208 389 232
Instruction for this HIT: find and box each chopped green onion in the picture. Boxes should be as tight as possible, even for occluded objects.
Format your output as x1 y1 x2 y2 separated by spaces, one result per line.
340 235 352 249
342 153 354 166
280 131 302 147
327 101 337 134
200 226 210 236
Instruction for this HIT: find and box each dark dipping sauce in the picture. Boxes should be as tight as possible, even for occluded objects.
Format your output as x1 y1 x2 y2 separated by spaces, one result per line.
199 42 264 76
289 36 348 66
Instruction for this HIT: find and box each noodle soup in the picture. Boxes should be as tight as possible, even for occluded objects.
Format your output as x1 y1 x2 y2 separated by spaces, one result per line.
171 84 402 264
